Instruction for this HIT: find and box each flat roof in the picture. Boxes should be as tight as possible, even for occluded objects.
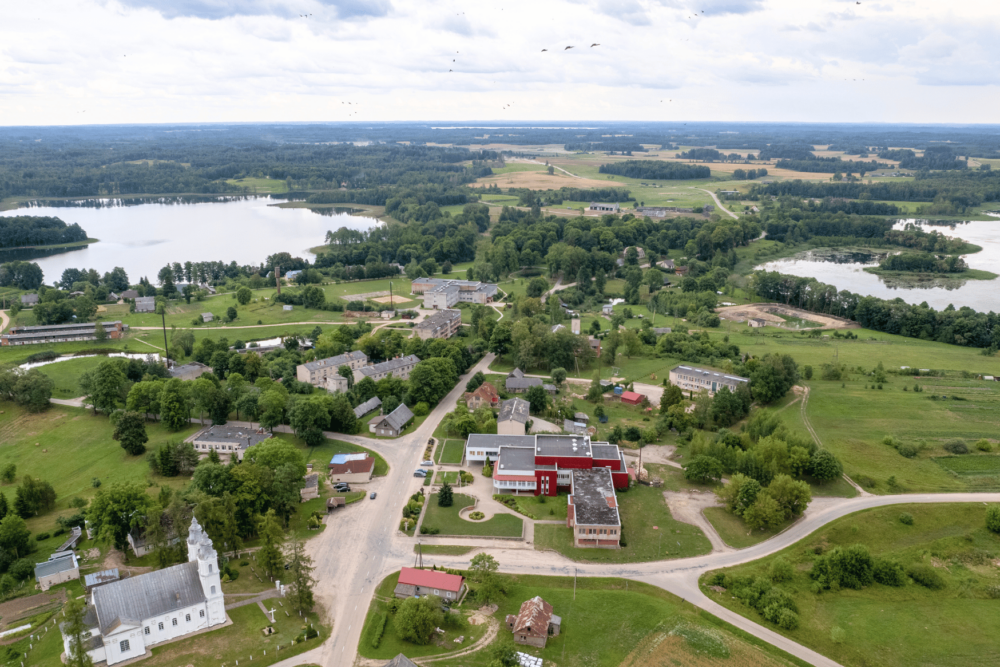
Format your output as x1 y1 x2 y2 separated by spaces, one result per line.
466 434 535 450
671 364 749 384
192 426 272 448
591 444 621 460
496 446 537 473
571 468 621 527
535 434 593 458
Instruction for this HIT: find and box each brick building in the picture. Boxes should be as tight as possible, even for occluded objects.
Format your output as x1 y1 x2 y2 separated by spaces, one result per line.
506 597 561 648
465 382 500 411
415 308 461 339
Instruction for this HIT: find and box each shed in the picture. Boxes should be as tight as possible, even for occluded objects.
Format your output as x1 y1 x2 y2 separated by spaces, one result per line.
283 305 294 311
620 391 644 406
84 568 120 592
573 412 590 423
201 313 213 322
300 473 319 501
393 567 465 600
34 552 79 591
327 496 346 512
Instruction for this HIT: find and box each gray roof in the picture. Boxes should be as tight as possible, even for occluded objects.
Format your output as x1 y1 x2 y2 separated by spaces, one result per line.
563 420 587 435
571 468 621 527
121 289 140 299
353 396 382 419
384 655 419 667
653 328 673 335
506 377 542 391
591 444 622 460
304 473 319 489
168 361 210 378
465 433 535 451
20 293 39 304
56 526 83 552
536 434 592 458
497 398 530 424
376 403 414 431
192 425 272 449
358 355 421 378
93 561 205 634
84 569 120 588
671 364 749 384
303 351 368 372
574 412 590 422
508 368 525 379
415 309 461 332
34 552 78 579
496 446 537 472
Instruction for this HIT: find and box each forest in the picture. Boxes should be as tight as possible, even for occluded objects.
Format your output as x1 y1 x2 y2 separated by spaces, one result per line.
774 159 889 174
0 216 89 248
598 160 711 180
877 252 968 274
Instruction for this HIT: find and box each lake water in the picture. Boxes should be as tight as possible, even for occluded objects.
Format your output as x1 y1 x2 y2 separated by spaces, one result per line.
0 196 380 284
757 219 1000 311
19 352 162 371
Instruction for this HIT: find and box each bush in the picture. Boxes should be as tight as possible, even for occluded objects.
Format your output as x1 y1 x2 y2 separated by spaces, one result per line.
976 439 993 452
35 532 49 541
9 559 33 581
873 558 906 587
413 402 430 417
907 563 945 589
811 544 874 590
808 450 843 481
769 557 793 583
899 512 914 526
943 439 969 454
898 443 918 458
366 612 387 649
986 505 1000 534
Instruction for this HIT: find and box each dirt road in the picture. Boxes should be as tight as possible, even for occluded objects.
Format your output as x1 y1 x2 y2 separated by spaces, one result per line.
695 188 739 220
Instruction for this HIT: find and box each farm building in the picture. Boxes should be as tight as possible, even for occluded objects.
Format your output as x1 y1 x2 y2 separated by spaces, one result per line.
507 597 561 648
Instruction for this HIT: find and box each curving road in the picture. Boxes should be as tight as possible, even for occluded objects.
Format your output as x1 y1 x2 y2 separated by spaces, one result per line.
696 187 739 220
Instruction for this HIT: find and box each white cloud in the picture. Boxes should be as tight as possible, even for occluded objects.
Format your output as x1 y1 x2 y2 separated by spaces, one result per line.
0 0 997 125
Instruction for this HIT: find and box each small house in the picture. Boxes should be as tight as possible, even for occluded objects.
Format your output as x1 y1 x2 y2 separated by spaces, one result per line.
369 404 414 437
601 304 614 315
620 391 644 406
393 567 465 600
506 369 542 394
35 552 79 591
497 397 530 436
300 473 319 501
20 293 39 306
328 453 375 483
135 296 156 313
506 596 561 649
283 305 294 311
201 313 213 323
465 382 500 410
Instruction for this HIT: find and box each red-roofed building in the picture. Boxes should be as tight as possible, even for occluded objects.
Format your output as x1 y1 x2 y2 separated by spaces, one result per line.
327 453 375 484
394 567 466 600
620 390 644 406
465 381 500 410
506 596 561 648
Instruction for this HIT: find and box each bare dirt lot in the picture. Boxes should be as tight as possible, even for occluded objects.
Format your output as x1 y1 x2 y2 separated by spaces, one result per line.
370 295 412 305
717 303 859 330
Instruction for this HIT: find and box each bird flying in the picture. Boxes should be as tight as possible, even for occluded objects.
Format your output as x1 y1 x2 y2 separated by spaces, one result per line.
590 43 600 47
565 46 574 50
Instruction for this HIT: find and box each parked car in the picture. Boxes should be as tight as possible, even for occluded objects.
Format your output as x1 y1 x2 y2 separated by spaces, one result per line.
414 469 427 477
335 484 350 492
421 460 434 466
370 492 377 499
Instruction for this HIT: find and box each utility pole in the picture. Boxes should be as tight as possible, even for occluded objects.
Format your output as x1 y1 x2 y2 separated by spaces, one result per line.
275 266 281 296
389 281 393 311
161 311 170 365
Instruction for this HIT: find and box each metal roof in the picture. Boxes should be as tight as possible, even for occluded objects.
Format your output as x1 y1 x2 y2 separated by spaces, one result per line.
93 561 206 635
375 403 414 431
671 364 749 384
397 567 463 592
302 351 368 372
84 569 120 588
34 552 78 579
358 355 421 377
353 396 382 418
498 397 530 424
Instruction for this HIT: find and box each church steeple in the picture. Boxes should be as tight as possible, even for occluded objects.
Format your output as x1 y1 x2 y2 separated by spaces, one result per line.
187 517 205 562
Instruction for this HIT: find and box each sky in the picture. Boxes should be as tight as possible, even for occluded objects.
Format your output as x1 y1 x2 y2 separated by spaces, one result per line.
0 0 997 126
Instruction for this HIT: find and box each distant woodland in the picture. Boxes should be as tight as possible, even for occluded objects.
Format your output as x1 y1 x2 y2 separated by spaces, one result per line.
598 160 711 180
0 216 89 248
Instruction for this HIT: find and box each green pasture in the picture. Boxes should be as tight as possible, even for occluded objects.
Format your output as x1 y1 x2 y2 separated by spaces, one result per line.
702 504 1000 667
224 177 289 194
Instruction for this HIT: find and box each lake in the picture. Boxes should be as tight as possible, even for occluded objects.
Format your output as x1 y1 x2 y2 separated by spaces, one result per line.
757 219 1000 311
0 196 380 284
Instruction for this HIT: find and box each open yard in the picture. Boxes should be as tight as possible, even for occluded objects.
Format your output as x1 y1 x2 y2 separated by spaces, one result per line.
436 438 465 464
533 481 711 563
421 492 523 537
432 575 803 667
702 504 1000 667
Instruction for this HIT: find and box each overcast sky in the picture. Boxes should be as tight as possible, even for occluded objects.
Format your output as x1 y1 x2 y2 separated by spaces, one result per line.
1 0 996 126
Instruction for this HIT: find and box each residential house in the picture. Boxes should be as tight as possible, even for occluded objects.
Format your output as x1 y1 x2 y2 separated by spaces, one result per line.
201 313 213 323
505 369 542 393
369 404 414 437
497 397 530 436
328 453 375 484
588 336 601 357
506 597 561 648
669 364 749 397
466 382 500 411
393 567 465 600
1 321 126 346
297 351 368 385
168 361 212 381
354 355 421 382
658 259 676 270
190 425 272 461
489 434 629 496
61 519 226 666
35 552 79 591
652 327 672 336
567 467 621 549
601 304 614 315
573 412 590 423
120 289 140 300
135 296 156 313
353 396 382 419
415 308 461 339
20 293 39 306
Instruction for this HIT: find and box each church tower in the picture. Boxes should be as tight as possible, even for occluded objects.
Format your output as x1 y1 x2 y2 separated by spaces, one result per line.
197 531 226 625
187 517 204 562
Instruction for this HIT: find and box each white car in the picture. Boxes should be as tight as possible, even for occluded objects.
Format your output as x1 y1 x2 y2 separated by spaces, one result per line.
421 460 434 467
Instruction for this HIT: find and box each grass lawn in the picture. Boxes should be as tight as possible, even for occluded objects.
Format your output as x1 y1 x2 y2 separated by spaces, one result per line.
434 471 460 485
33 355 109 398
0 403 200 537
421 493 523 537
533 482 711 563
436 439 465 464
144 603 326 667
358 571 489 661
703 506 795 549
292 434 389 477
495 492 569 521
702 504 1000 667
433 575 804 667
0 337 132 366
224 177 289 194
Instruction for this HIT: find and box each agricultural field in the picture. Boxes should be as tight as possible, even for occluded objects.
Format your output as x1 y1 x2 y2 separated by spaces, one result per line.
702 504 1000 667
432 575 802 667
224 176 289 194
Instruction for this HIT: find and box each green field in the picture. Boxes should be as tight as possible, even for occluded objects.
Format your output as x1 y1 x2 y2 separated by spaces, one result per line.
224 177 289 194
421 492 523 537
702 504 1000 667
432 575 803 667
533 481 711 563
436 439 465 464
0 403 199 536
495 492 569 521
703 506 796 549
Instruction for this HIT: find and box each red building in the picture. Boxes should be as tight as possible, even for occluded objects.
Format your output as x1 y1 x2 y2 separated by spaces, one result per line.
493 435 629 497
620 390 644 406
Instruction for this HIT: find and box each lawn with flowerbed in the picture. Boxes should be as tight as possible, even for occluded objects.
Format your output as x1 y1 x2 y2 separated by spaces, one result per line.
420 493 523 537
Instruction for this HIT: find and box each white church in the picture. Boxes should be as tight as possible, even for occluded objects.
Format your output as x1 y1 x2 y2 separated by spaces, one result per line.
62 518 227 665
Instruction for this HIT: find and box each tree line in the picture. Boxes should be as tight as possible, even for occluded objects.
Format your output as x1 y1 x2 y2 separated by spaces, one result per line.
598 160 711 180
878 252 968 274
0 216 88 248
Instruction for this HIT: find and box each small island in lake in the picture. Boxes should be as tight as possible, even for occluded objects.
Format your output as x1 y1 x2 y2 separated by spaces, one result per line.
864 251 997 282
0 215 96 250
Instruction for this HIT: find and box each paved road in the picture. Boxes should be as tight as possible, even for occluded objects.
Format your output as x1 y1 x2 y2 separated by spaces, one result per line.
695 188 739 220
0 309 8 333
